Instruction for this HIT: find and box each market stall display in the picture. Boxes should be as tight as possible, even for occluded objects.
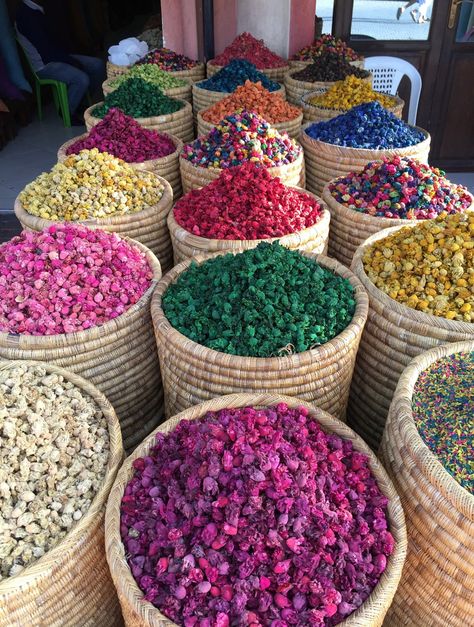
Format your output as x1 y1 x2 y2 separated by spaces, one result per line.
102 64 192 103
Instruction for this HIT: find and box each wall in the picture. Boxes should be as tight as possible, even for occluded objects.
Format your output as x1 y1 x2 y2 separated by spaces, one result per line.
289 0 316 56
236 0 291 58
161 0 199 59
214 0 237 55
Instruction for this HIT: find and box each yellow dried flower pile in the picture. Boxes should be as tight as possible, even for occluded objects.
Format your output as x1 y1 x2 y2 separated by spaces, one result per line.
363 211 474 322
308 75 396 111
19 149 164 221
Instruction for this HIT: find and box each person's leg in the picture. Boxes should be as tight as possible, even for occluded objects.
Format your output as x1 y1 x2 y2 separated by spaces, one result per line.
37 61 89 115
70 54 105 97
397 0 418 19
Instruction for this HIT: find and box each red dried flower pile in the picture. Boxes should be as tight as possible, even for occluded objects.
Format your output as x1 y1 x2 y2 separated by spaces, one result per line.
212 32 287 69
173 163 322 240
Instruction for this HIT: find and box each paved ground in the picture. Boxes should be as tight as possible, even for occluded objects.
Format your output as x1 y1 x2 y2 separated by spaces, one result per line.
317 0 432 40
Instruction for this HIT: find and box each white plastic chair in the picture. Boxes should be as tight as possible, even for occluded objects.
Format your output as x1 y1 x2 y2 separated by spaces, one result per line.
363 56 422 125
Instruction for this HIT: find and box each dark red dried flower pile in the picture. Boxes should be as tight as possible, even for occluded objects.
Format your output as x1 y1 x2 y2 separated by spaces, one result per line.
212 32 287 69
66 108 176 163
173 163 322 240
121 403 395 626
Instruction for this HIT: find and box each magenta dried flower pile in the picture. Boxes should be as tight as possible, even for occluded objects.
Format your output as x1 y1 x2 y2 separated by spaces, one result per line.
0 224 153 336
66 108 176 163
121 403 394 626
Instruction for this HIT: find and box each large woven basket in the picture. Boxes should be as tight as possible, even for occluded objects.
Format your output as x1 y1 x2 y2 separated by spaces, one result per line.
102 77 192 103
192 81 286 117
0 238 163 452
179 149 305 194
284 70 372 106
197 108 303 139
300 122 431 196
105 392 407 627
152 251 368 421
168 190 330 264
165 62 205 82
322 185 474 268
84 101 194 143
301 89 404 124
57 133 183 200
0 360 124 627
206 60 290 82
380 340 474 627
106 61 131 80
14 177 174 272
347 225 474 451
289 59 365 70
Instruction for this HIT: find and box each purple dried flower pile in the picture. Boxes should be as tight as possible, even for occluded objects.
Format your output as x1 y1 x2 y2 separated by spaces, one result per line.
121 404 394 626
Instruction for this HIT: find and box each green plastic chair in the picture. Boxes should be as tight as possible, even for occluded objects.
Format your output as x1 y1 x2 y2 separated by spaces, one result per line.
17 39 71 127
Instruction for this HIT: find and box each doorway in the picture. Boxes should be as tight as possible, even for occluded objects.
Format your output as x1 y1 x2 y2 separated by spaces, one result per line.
317 0 474 170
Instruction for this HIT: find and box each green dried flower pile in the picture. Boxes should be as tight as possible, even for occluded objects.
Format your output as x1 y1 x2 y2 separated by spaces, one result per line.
93 77 184 119
162 242 356 357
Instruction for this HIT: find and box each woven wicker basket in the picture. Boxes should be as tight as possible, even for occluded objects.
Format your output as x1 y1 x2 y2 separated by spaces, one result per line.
57 133 183 201
322 186 474 268
197 108 303 139
84 101 194 143
0 360 124 627
301 89 404 124
168 190 330 264
105 391 406 627
206 60 290 82
0 238 163 452
289 59 365 70
380 340 474 627
152 251 368 421
102 77 192 103
285 70 372 106
192 81 286 117
106 61 131 80
300 122 431 196
15 177 174 272
347 225 474 451
165 62 205 83
179 150 305 194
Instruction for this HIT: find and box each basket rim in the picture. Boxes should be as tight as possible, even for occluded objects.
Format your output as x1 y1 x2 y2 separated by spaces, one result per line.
84 99 191 125
151 249 369 367
351 222 474 334
0 358 123 593
0 236 162 349
105 392 407 627
300 120 431 155
384 340 474 515
322 184 474 228
57 131 183 168
168 185 330 247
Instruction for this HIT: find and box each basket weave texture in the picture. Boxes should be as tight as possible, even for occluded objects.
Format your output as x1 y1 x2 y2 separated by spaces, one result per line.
179 150 305 194
284 71 372 106
301 89 404 124
0 360 124 627
197 109 303 139
166 62 205 83
300 122 431 196
57 132 183 201
84 101 194 143
151 250 368 421
380 340 474 627
347 225 474 451
206 60 290 82
167 188 330 264
102 77 192 103
15 177 174 273
322 186 474 268
105 392 407 627
0 239 163 452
